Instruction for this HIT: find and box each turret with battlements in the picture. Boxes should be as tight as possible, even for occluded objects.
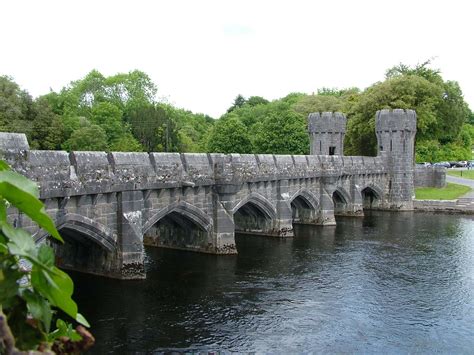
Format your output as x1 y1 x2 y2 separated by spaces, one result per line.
375 109 417 209
308 112 346 155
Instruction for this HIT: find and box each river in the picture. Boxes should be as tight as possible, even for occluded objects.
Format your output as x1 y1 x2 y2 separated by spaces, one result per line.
71 211 474 353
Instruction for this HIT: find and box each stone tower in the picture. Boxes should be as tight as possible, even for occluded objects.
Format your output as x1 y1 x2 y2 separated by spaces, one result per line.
375 109 417 210
308 112 347 155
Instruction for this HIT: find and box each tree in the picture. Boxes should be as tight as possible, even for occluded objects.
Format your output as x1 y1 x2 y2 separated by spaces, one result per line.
344 62 470 160
293 94 345 117
0 76 35 135
252 102 309 154
207 117 252 153
63 125 108 151
247 96 269 107
91 102 127 145
109 133 143 152
226 94 247 113
127 105 181 152
30 98 65 150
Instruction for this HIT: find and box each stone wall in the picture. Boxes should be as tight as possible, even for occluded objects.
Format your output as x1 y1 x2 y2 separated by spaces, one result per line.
414 166 446 188
308 112 346 155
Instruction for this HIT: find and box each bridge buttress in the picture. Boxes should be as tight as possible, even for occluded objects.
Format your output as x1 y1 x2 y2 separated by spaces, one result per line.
117 190 146 279
274 179 294 237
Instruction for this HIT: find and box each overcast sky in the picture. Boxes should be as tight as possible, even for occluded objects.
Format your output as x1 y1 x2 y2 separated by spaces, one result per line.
1 0 472 118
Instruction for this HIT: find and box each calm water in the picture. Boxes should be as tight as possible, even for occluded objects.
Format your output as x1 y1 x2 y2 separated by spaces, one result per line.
72 211 474 354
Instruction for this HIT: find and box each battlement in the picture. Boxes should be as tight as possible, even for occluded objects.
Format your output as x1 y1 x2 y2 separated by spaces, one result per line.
308 112 346 133
375 109 417 133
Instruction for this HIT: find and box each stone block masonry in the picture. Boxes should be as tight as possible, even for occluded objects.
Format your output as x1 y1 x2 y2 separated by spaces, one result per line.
414 166 446 188
0 109 416 279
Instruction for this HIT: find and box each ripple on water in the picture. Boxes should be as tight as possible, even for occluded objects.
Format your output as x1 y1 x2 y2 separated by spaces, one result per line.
71 212 474 354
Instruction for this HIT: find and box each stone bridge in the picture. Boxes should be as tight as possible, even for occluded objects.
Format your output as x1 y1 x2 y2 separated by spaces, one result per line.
1 109 416 279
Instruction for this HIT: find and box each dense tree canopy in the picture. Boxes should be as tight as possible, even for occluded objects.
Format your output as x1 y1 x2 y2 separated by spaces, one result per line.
344 62 471 160
0 63 472 161
207 117 252 153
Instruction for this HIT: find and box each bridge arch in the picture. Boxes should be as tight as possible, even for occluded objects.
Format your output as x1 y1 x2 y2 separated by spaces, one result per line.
332 187 351 215
360 183 383 210
233 192 276 234
143 201 213 252
35 213 118 275
34 214 117 252
289 188 320 223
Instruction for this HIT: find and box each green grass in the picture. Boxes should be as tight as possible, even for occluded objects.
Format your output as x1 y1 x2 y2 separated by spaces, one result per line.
447 170 474 180
415 182 471 200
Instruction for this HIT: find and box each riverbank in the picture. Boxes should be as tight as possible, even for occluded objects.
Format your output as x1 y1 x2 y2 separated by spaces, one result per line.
413 198 474 214
414 174 474 214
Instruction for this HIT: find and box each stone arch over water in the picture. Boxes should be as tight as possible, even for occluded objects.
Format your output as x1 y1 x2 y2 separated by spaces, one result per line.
35 214 119 275
361 184 383 210
332 187 350 215
233 192 277 235
289 188 320 224
143 201 213 252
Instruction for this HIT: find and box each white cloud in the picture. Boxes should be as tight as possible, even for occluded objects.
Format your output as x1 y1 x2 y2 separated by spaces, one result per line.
1 0 472 118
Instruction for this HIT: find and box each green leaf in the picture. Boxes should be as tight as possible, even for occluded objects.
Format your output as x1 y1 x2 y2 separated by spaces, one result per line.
49 319 82 342
0 160 11 171
37 244 55 268
0 171 62 242
30 265 88 326
0 261 21 307
0 198 6 223
0 171 38 197
5 225 36 258
23 289 52 333
76 313 90 328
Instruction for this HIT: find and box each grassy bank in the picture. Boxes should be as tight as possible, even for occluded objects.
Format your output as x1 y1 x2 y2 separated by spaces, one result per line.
415 182 471 200
447 170 474 180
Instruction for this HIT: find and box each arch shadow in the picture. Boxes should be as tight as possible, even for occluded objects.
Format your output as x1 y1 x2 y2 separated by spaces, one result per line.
232 192 277 219
143 201 213 235
360 184 383 210
34 213 117 252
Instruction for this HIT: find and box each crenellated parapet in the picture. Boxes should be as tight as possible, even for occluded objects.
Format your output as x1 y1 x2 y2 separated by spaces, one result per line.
375 108 417 133
375 109 417 209
308 112 347 155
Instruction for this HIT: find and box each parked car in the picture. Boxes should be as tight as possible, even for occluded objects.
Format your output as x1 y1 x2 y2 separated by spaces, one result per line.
433 162 450 168
416 162 431 167
449 161 458 168
455 161 468 168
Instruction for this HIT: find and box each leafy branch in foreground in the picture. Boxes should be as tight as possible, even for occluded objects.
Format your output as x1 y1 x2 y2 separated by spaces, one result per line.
0 160 94 354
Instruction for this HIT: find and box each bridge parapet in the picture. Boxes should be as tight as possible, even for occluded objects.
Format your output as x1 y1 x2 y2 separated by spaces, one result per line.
149 152 183 187
181 153 214 185
70 151 112 194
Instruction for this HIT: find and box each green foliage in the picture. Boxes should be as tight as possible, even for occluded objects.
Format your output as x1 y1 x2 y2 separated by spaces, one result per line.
247 96 269 107
344 61 471 159
1 65 471 160
30 98 65 150
252 102 309 154
207 117 252 153
63 124 109 151
293 94 345 118
415 182 471 200
226 94 247 113
127 104 181 152
0 161 88 353
165 105 214 152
